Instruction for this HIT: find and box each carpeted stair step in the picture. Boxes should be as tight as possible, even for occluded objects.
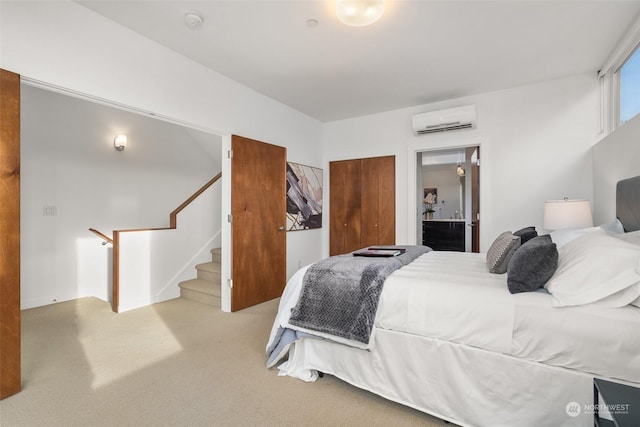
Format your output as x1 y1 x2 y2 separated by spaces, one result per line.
179 278 221 306
211 247 221 264
196 261 221 283
179 247 222 306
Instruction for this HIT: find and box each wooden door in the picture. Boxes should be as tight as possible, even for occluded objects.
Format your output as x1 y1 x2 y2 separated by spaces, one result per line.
361 156 395 247
329 159 361 255
0 69 21 399
467 146 480 253
231 135 286 311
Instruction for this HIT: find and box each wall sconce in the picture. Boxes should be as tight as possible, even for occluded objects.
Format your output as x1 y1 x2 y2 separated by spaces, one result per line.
543 198 593 230
114 134 128 151
336 0 385 27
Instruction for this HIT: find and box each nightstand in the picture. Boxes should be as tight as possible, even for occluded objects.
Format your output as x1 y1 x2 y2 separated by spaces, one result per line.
593 378 640 427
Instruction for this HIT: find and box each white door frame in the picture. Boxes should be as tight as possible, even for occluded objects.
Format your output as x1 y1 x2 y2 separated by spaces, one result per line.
407 135 489 250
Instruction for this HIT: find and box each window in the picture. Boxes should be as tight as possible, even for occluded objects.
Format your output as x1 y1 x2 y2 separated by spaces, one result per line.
618 45 640 124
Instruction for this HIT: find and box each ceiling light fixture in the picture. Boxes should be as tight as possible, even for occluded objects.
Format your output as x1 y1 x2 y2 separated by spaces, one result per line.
336 0 385 27
184 13 204 30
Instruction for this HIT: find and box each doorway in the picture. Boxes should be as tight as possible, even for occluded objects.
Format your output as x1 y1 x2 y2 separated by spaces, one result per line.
417 146 480 252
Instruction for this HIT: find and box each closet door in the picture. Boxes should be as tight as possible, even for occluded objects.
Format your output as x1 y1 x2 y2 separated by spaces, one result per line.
329 159 361 255
361 156 395 247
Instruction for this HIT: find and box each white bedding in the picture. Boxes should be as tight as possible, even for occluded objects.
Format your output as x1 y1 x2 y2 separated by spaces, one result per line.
512 290 640 383
268 250 640 384
377 251 513 354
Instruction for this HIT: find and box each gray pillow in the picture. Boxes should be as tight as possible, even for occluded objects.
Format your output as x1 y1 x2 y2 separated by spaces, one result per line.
514 226 538 244
486 231 521 274
507 234 558 294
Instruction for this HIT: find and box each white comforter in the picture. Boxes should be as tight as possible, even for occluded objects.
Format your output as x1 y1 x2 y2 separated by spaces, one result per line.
377 251 514 354
267 252 513 361
268 251 640 383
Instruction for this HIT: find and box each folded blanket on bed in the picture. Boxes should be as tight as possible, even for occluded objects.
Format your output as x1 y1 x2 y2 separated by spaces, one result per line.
288 245 430 344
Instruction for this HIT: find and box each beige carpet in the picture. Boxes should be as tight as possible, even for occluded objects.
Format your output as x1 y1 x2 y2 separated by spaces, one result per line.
0 297 451 426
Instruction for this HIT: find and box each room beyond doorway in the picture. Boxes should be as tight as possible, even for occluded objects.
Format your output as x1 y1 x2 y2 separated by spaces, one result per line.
417 146 480 252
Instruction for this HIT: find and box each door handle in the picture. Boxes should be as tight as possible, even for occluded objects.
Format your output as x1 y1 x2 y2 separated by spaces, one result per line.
468 223 478 227
278 226 285 232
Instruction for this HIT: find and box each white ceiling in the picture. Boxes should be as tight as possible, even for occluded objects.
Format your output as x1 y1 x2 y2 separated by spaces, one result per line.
76 1 640 122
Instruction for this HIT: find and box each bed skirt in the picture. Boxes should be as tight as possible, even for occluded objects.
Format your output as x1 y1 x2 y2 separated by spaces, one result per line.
279 327 607 427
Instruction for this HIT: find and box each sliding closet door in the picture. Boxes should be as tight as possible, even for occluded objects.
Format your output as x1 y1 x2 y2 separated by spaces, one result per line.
0 69 21 399
330 155 395 255
329 159 362 255
361 156 395 247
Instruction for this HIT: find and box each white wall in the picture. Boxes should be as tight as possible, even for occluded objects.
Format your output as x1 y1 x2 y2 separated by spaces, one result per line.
20 85 220 309
1 1 324 308
118 183 222 313
593 113 640 225
323 73 600 252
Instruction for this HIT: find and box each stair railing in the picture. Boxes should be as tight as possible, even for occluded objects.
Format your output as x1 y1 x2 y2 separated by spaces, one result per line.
110 172 222 313
88 228 113 245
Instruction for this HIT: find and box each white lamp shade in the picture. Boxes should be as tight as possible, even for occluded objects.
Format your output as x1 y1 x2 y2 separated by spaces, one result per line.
543 199 593 230
336 0 385 27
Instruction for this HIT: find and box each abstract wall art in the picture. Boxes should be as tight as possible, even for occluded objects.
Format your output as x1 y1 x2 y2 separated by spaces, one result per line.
286 162 323 231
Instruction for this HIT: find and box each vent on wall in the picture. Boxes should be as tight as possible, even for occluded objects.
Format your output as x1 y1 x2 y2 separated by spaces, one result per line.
412 105 477 135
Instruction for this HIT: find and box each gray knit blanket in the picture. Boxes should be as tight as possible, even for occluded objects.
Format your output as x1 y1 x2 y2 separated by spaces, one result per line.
288 245 430 344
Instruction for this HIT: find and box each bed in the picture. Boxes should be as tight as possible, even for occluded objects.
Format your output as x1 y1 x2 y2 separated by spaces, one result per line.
266 177 640 427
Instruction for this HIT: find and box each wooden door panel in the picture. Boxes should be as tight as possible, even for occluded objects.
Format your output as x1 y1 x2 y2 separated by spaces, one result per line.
231 135 286 311
329 160 361 255
0 69 21 399
375 156 396 245
361 156 395 247
360 158 378 247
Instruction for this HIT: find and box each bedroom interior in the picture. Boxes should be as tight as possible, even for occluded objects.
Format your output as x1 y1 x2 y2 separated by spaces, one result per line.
1 1 640 426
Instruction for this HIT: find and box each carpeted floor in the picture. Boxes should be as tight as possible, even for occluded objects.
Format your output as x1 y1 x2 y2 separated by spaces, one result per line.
0 297 450 426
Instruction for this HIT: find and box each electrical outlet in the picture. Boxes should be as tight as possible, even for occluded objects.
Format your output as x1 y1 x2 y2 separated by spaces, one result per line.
43 206 57 216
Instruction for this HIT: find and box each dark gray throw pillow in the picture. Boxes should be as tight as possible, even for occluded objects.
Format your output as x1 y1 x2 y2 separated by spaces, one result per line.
513 226 538 244
507 234 558 294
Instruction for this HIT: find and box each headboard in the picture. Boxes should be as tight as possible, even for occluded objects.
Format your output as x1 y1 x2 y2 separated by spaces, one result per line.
616 176 640 232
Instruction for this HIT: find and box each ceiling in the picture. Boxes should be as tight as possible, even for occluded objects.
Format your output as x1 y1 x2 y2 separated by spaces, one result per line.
76 1 640 122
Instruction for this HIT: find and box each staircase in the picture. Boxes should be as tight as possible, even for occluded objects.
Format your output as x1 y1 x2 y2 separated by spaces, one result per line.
178 248 221 306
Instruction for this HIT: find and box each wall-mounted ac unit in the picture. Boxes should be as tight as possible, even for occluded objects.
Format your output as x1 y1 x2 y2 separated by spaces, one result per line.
412 105 476 135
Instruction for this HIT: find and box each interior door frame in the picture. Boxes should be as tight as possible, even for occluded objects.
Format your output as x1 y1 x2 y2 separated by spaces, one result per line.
408 136 487 251
0 73 230 399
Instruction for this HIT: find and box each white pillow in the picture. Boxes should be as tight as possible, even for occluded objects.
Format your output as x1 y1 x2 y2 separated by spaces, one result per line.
545 229 640 307
550 220 627 249
600 218 625 234
549 226 600 248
